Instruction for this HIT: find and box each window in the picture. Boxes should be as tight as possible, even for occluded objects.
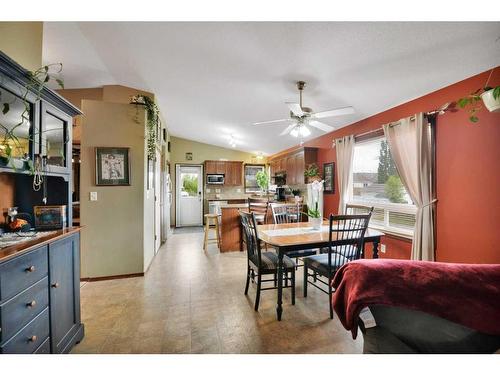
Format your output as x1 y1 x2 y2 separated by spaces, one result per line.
350 137 416 237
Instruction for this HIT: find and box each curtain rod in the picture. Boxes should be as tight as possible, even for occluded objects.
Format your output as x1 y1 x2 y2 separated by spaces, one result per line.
346 103 450 140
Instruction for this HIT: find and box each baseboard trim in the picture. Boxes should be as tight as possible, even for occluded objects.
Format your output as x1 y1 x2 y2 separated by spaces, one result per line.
80 272 144 282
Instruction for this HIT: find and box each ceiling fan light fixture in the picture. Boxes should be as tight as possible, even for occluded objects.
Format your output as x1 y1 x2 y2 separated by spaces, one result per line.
290 128 299 137
299 125 311 137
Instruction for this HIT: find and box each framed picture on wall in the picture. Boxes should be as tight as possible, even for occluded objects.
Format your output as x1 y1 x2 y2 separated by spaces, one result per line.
323 162 335 194
95 147 130 186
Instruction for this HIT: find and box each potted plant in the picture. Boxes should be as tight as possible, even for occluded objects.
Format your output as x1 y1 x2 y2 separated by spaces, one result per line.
304 163 321 183
306 180 324 230
255 170 269 196
457 69 500 122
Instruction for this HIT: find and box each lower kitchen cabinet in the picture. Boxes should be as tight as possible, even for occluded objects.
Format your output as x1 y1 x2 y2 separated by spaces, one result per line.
0 229 84 354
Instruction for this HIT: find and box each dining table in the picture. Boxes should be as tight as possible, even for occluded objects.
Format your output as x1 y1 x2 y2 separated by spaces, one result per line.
257 221 385 321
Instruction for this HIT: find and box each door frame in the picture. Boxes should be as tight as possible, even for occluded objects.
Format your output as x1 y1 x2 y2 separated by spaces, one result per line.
175 163 204 227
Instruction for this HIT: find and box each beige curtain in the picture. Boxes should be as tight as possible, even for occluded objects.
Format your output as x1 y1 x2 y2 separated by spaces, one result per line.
335 135 355 214
383 113 435 261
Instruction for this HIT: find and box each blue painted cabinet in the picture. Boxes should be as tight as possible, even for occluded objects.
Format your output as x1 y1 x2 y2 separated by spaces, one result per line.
0 231 84 354
48 233 83 353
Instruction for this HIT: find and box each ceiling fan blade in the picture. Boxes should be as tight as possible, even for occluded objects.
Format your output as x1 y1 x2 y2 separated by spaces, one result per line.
279 124 296 136
286 102 304 117
312 106 355 119
309 120 335 132
252 118 291 126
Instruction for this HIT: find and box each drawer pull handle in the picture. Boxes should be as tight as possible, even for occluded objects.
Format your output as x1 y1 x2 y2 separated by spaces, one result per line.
26 265 36 272
29 335 37 342
52 282 59 288
27 300 37 308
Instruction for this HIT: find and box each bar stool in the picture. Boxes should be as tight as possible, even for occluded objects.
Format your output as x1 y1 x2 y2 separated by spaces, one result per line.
203 213 221 250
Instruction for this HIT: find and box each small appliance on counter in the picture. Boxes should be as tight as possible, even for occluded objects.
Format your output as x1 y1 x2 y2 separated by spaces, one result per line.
275 187 286 201
34 205 67 230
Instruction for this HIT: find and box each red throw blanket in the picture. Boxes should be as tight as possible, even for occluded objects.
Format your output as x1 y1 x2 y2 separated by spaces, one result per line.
331 259 500 339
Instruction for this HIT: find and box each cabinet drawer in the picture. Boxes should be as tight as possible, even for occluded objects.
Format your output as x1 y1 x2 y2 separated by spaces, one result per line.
0 277 49 343
33 336 50 354
0 245 48 301
0 308 50 354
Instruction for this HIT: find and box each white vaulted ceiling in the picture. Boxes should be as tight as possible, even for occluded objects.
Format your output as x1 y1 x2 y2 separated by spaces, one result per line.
43 22 500 154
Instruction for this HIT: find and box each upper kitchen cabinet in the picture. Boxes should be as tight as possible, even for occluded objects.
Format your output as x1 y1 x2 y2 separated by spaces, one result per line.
268 147 317 186
204 160 243 186
0 51 81 176
225 161 243 186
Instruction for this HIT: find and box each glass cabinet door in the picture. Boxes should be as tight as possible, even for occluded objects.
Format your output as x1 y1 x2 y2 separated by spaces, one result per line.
0 86 35 165
41 102 71 173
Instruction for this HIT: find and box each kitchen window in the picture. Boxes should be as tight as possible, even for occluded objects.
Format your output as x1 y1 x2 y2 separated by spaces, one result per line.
349 136 416 238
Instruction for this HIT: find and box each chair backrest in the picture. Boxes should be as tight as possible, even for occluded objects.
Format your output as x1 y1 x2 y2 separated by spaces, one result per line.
248 197 269 221
326 211 372 269
345 204 374 216
271 203 302 224
239 210 262 267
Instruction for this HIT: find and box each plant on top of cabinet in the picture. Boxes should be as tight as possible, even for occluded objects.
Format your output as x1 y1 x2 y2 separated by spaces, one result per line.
130 94 160 160
304 163 321 183
0 63 66 189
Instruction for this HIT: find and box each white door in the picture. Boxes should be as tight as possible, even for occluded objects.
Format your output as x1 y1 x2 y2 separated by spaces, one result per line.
175 164 203 227
154 150 162 253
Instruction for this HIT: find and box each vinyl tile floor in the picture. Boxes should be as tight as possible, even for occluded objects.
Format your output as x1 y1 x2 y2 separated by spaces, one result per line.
71 229 363 354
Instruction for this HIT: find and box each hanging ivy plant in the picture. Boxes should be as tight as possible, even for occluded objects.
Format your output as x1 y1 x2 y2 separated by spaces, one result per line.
130 94 159 160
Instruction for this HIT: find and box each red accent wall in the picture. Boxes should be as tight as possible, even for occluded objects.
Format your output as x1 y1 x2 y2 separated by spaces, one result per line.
274 68 500 264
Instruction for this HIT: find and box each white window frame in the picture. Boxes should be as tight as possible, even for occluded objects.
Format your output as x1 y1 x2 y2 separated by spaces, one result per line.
350 136 416 239
347 199 416 239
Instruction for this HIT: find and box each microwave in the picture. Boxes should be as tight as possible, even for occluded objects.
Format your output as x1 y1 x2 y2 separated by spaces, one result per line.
206 174 225 185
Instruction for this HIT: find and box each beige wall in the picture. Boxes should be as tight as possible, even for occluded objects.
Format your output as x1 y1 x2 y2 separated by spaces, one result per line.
59 85 164 278
170 136 260 165
80 100 149 278
0 22 43 71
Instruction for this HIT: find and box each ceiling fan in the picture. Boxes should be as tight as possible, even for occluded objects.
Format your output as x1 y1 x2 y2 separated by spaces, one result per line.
252 81 354 141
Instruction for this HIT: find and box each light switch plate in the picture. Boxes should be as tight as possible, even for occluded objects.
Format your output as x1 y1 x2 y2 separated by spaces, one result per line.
380 244 386 253
90 192 98 201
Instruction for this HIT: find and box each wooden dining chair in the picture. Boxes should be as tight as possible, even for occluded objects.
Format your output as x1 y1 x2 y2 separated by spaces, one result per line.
248 197 269 225
303 212 372 319
239 210 296 311
270 203 317 265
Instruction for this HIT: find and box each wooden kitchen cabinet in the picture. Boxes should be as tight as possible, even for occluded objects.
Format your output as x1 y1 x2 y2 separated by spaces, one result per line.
205 161 217 174
286 156 296 185
204 160 243 186
267 147 317 186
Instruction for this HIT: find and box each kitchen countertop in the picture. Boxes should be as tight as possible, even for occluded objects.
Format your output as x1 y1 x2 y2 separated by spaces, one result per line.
0 227 82 263
220 201 300 209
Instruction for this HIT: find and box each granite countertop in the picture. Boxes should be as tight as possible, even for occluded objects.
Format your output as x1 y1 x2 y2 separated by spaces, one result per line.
0 227 82 263
220 203 248 209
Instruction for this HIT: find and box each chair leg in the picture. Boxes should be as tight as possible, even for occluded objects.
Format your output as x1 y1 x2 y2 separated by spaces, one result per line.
244 266 250 295
274 273 277 287
254 273 262 311
291 268 296 305
203 220 209 250
303 265 308 298
285 270 288 287
329 283 334 319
